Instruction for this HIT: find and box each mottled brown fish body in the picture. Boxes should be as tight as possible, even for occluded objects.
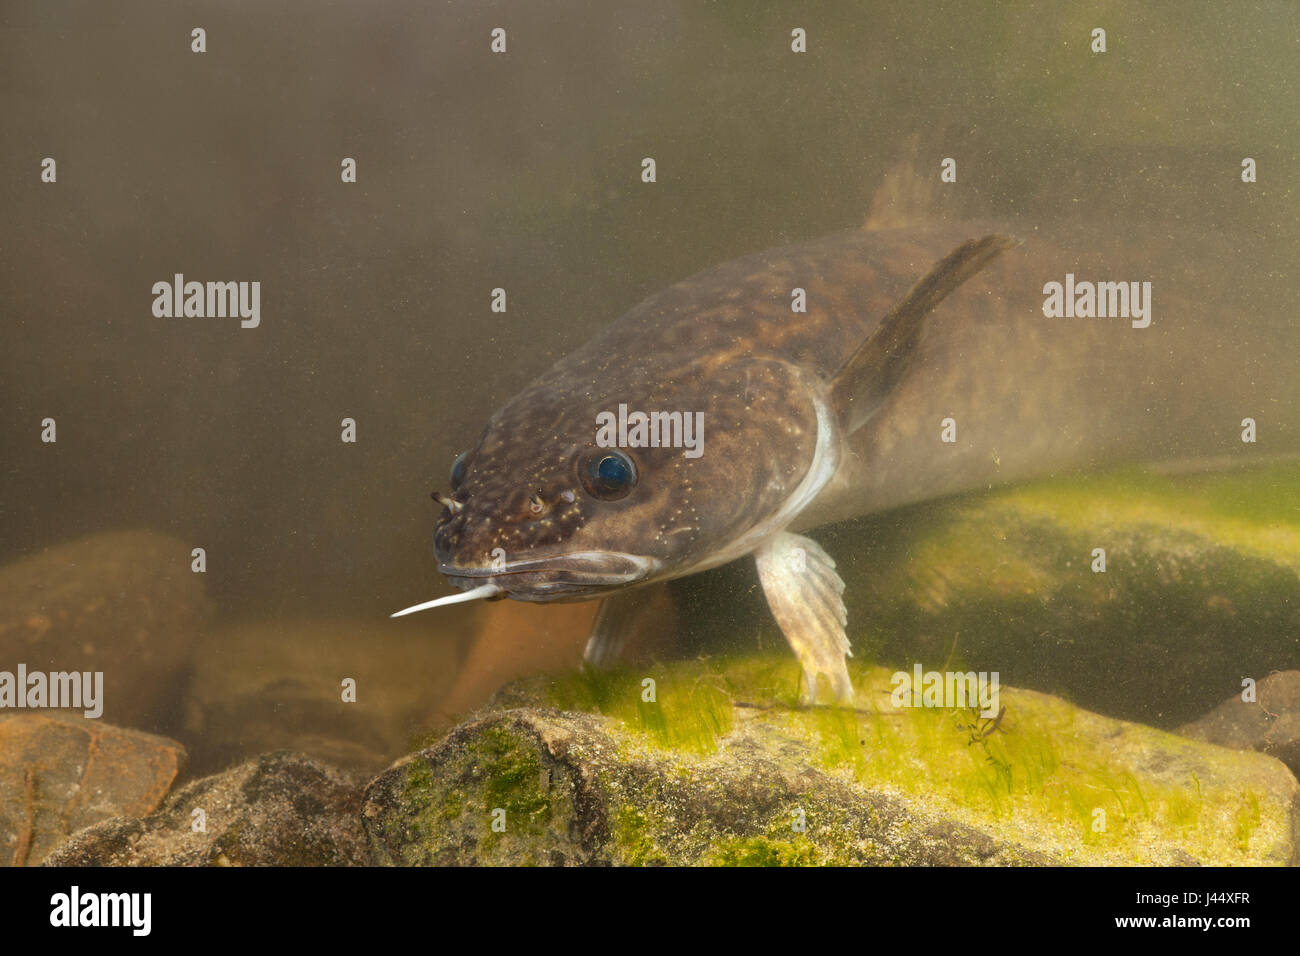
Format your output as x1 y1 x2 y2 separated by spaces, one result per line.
433 223 1286 593
420 222 1290 702
497 225 1269 533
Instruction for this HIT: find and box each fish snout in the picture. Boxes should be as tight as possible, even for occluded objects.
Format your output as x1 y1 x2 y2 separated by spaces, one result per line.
436 550 661 601
431 496 470 565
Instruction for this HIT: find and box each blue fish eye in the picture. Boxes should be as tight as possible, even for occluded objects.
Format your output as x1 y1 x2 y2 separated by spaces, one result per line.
450 451 469 489
582 451 637 500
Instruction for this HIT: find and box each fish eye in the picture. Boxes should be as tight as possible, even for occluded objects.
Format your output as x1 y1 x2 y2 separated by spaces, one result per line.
581 450 637 500
450 451 469 490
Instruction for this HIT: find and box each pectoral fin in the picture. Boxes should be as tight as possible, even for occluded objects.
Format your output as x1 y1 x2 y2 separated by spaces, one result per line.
830 233 1020 434
754 531 852 705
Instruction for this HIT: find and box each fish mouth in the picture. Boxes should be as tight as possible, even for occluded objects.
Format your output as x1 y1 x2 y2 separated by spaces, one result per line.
439 551 662 601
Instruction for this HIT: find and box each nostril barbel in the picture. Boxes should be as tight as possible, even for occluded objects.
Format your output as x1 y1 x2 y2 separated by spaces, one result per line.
431 491 464 515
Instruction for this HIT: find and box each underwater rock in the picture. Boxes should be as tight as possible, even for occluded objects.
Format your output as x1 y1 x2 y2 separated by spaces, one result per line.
0 530 210 733
363 708 1047 866
0 714 184 866
181 618 463 776
1179 671 1300 778
806 461 1300 729
41 751 368 866
361 658 1300 866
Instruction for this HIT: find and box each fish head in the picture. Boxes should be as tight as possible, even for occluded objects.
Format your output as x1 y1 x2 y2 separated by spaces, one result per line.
427 357 834 605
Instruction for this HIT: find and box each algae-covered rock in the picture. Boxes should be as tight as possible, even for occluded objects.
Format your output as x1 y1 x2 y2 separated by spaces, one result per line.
41 751 368 866
364 708 1045 866
362 657 1300 866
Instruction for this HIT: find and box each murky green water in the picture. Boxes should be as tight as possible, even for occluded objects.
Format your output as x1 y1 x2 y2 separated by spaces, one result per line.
1 1 1297 866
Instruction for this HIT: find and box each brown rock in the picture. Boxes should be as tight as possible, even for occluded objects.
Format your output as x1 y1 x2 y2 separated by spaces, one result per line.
1179 671 1300 776
182 618 463 776
0 531 210 733
42 751 368 866
0 714 184 866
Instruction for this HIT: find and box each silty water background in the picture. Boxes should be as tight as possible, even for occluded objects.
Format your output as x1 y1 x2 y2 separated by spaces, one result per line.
1 2 1297 783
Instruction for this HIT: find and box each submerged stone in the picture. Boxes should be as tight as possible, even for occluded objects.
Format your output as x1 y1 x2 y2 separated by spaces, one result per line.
363 658 1300 866
0 714 185 866
1180 671 1300 778
41 751 368 866
0 531 210 733
182 618 463 776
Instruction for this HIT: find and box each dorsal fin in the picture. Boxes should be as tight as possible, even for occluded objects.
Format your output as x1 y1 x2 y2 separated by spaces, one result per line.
829 234 1020 435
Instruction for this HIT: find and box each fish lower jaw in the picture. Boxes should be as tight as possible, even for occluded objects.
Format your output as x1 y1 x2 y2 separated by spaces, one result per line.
439 551 662 596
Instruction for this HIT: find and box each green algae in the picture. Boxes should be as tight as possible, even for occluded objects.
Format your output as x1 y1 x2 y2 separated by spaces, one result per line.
524 649 1289 864
1234 790 1262 852
546 664 734 754
706 834 823 867
612 804 670 866
476 723 553 841
997 461 1300 564
382 759 440 851
796 661 1281 865
377 721 560 864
